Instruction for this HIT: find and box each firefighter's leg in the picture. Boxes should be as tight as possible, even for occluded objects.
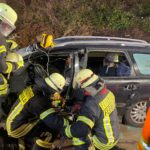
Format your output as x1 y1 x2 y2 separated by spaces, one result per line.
32 132 53 150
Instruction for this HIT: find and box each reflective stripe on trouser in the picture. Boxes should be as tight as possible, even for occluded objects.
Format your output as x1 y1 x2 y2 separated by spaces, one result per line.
72 138 85 146
0 74 8 96
92 135 118 150
34 132 52 150
65 125 73 138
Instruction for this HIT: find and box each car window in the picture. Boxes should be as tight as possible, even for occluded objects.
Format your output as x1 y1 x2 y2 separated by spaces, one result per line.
133 53 150 75
87 51 131 77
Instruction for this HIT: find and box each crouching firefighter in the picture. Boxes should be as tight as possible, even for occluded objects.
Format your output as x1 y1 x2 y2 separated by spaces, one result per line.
0 3 24 121
63 69 120 150
6 73 69 150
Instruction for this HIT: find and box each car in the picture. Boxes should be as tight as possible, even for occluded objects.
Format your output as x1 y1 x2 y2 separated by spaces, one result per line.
11 36 150 127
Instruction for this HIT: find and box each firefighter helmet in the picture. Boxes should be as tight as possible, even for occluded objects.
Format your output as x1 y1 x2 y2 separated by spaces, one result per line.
6 52 24 68
45 73 66 92
105 53 119 63
0 3 17 36
74 69 98 88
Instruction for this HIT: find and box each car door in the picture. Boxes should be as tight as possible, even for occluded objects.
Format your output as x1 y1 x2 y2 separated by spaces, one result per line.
86 48 138 115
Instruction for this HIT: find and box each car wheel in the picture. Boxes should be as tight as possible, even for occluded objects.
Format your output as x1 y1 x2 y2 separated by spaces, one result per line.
124 100 147 127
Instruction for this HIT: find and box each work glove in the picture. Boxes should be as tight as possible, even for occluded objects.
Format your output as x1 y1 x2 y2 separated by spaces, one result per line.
40 34 55 49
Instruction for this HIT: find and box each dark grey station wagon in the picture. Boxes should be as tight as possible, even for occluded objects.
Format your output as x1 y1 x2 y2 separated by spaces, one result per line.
13 36 150 127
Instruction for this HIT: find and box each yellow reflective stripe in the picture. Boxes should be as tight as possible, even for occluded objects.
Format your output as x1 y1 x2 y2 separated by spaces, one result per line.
17 61 24 69
0 74 8 90
4 62 13 73
40 108 55 120
7 121 38 138
103 116 115 144
93 135 118 150
36 139 52 148
99 91 116 116
72 138 85 146
63 118 69 127
6 87 35 138
77 116 94 129
0 88 8 95
6 40 18 50
0 45 6 53
65 125 72 138
6 103 23 133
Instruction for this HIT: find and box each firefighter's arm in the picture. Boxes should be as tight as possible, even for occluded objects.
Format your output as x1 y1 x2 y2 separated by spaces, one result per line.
64 97 100 138
6 40 18 51
29 95 69 131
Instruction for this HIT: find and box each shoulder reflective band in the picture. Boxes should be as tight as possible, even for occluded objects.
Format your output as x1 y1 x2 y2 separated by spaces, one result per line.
65 125 73 138
0 45 6 53
72 137 85 146
77 116 94 129
4 62 13 73
40 108 55 120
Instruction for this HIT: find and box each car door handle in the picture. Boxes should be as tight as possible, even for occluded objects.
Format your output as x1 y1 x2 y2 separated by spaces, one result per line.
124 84 138 91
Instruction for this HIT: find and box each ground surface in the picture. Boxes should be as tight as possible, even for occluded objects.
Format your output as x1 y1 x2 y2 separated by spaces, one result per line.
53 124 141 150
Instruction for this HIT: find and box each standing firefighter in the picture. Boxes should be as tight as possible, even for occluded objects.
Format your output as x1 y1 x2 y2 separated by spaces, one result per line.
138 101 150 150
6 73 68 150
63 69 120 150
0 3 24 120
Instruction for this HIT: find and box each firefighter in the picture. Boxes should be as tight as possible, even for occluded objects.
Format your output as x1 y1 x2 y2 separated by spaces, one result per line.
0 3 24 120
138 100 150 150
63 69 120 150
6 73 68 150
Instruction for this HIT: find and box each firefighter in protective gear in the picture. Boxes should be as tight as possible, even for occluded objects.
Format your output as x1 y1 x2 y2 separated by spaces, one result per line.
0 3 24 120
138 101 150 150
6 73 68 150
64 69 120 150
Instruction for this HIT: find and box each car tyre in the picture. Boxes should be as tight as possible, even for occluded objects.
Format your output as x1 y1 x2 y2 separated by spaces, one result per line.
124 100 147 127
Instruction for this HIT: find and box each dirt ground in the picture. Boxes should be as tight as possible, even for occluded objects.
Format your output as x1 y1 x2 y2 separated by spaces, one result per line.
54 124 142 150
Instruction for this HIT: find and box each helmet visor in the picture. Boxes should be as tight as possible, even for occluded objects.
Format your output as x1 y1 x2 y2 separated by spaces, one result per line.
0 19 16 37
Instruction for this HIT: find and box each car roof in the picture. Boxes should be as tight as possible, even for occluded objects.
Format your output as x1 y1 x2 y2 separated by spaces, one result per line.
54 36 150 49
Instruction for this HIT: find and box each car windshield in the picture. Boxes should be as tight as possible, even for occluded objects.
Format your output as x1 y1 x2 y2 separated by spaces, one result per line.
133 53 150 75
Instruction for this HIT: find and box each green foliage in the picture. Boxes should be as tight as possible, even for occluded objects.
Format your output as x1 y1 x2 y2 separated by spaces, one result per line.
108 10 134 30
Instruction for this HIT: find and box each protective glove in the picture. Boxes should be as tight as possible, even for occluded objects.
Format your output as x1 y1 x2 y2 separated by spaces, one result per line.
40 34 55 49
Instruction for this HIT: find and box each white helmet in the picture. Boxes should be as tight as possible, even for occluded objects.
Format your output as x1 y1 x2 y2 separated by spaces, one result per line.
6 52 24 69
105 53 119 63
0 3 17 36
45 73 66 92
74 69 98 88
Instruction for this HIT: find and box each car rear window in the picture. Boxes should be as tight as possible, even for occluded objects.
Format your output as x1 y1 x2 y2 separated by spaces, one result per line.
133 53 150 75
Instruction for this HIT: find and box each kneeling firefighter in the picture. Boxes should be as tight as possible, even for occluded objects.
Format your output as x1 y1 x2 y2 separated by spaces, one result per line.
6 73 69 150
0 3 24 120
63 69 120 150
